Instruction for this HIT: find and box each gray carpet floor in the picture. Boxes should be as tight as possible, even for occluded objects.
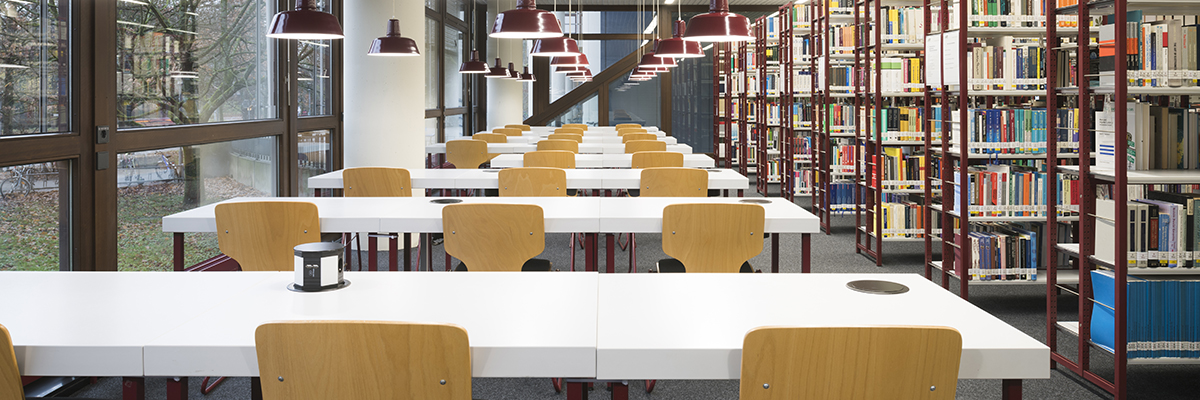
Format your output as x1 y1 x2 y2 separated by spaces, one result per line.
67 183 1200 399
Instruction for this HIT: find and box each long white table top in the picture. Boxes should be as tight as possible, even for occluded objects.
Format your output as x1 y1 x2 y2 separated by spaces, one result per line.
143 272 599 378
502 135 677 145
0 272 276 376
307 168 748 190
491 154 715 168
426 143 692 155
595 273 1049 381
161 197 816 235
523 126 660 133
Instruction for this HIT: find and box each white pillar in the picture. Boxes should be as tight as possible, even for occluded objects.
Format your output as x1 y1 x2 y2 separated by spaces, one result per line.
344 0 424 172
486 0 525 129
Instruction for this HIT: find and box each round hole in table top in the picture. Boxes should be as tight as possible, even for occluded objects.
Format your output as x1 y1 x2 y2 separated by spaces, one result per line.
739 199 771 204
845 280 910 295
430 198 464 204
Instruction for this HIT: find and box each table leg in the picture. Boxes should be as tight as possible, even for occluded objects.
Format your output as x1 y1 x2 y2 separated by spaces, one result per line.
771 234 780 273
585 233 597 272
566 381 588 400
403 233 412 271
167 377 187 400
606 234 615 274
389 235 398 272
1001 379 1021 400
173 233 185 271
368 235 378 271
738 189 744 197
420 233 433 272
122 377 144 400
611 381 628 400
445 252 452 271
801 233 811 273
250 377 262 400
314 188 322 197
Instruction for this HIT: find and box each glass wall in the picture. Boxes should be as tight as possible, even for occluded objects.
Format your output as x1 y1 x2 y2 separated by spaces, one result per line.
444 27 464 109
298 129 331 197
609 75 660 128
116 0 276 128
549 93 598 126
117 136 277 271
549 39 637 104
425 17 439 110
0 160 68 271
0 0 69 136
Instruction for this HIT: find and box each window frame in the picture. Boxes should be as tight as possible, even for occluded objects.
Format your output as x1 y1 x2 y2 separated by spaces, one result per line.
425 0 481 142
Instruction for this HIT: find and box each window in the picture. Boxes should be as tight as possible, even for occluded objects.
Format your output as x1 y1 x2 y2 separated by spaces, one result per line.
444 27 464 108
609 78 659 128
426 0 474 142
0 0 70 136
117 136 277 271
0 160 70 271
298 130 332 197
297 39 333 116
116 0 276 129
425 17 439 110
549 93 598 126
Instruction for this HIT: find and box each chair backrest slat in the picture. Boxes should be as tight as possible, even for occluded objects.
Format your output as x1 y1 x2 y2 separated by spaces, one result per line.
615 123 641 130
631 151 684 168
548 133 584 143
492 128 522 136
661 204 763 273
0 325 23 400
554 127 585 135
473 133 508 143
505 124 531 131
216 202 321 271
443 204 545 271
563 123 588 131
622 133 658 143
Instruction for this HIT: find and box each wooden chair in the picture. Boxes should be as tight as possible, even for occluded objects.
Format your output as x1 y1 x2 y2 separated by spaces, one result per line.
537 139 579 153
256 321 471 400
547 133 583 143
625 140 666 153
492 127 522 137
215 201 320 271
443 203 549 272
344 167 414 271
640 168 707 197
563 123 588 131
631 151 683 168
505 124 531 131
472 132 508 143
615 123 641 130
524 150 576 169
554 127 585 135
621 133 658 143
499 167 567 197
660 203 763 273
617 128 648 136
1 324 21 400
740 326 962 400
446 139 491 169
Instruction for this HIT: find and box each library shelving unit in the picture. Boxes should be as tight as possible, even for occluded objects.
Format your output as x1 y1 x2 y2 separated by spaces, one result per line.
811 0 833 232
1046 1 1200 399
923 0 1084 298
754 15 778 196
790 1 817 200
812 0 860 234
738 34 753 176
855 0 880 262
713 41 733 169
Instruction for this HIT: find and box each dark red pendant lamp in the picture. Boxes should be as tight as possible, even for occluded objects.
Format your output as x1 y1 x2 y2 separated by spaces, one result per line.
267 0 344 39
484 58 510 78
550 54 590 67
683 0 753 42
491 0 563 39
655 20 705 58
367 19 420 56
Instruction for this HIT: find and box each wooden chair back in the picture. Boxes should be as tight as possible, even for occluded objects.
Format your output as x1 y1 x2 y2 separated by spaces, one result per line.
505 124 531 131
625 140 666 154
615 123 641 130
537 139 579 153
548 133 584 143
0 325 23 400
621 133 658 143
661 203 763 273
256 321 471 400
446 139 491 169
631 151 684 168
344 167 412 197
498 167 568 197
443 204 545 271
492 128 522 136
472 133 508 143
640 168 707 197
554 127 585 135
563 123 588 131
617 128 648 136
215 201 321 271
740 326 962 400
523 150 576 169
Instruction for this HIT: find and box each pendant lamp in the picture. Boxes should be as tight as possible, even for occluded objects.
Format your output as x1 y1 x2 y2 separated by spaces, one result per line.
267 0 343 40
485 58 510 78
565 68 589 76
531 36 581 57
639 49 676 69
460 50 490 73
683 0 753 42
655 20 705 58
550 54 590 67
491 0 563 39
517 66 537 82
367 19 420 56
555 65 586 74
506 63 520 79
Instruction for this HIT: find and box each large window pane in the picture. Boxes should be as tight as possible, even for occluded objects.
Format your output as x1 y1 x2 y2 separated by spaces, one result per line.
549 93 597 127
0 160 68 271
117 136 277 271
425 117 437 145
550 40 635 103
444 114 463 142
447 0 467 21
297 16 332 118
298 129 331 197
117 0 276 129
556 11 654 34
0 0 69 136
444 27 463 108
609 75 660 128
425 17 438 110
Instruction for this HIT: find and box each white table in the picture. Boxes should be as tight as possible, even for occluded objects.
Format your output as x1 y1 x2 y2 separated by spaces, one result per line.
595 273 1049 400
524 126 660 134
426 142 692 155
144 272 599 379
490 153 715 168
307 168 748 192
502 135 677 145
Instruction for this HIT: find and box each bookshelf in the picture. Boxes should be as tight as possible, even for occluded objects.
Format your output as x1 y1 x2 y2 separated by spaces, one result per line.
812 0 861 234
714 41 732 169
1046 2 1200 399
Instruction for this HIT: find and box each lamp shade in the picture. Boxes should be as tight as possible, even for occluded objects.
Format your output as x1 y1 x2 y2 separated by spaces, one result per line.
565 68 590 76
683 0 752 42
531 36 581 57
639 51 676 68
485 58 510 78
518 66 537 82
555 65 586 74
655 20 706 58
267 0 343 40
506 63 520 79
367 19 420 56
460 50 490 73
550 54 590 67
491 0 563 39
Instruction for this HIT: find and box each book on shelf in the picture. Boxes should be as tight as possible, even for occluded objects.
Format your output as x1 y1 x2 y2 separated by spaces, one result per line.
882 6 925 45
794 169 814 194
880 57 924 93
881 147 940 191
792 2 812 29
967 37 1047 91
950 163 1081 218
1098 12 1200 88
955 222 1042 281
1097 101 1200 171
876 106 935 141
1091 270 1200 359
950 107 1073 155
829 182 857 209
1097 191 1200 270
878 200 940 239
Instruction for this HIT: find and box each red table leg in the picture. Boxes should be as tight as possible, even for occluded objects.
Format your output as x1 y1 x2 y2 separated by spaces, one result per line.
585 233 597 272
389 235 398 272
368 235 378 271
771 234 780 273
173 233 185 271
801 233 811 273
167 377 188 400
606 234 615 273
403 233 412 271
1001 379 1021 400
566 381 588 400
122 377 145 400
611 381 628 400
738 189 744 197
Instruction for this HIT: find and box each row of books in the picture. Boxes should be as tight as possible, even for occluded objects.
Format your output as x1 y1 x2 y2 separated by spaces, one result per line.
793 70 813 93
966 0 1066 28
791 103 814 129
829 25 858 55
832 141 857 174
1098 13 1200 88
792 36 813 64
950 163 1082 217
1096 191 1200 270
880 148 938 190
827 104 856 129
1092 270 1200 359
880 57 925 93
881 6 925 45
791 2 813 29
878 201 940 239
828 182 857 208
796 134 814 161
966 39 1048 91
951 107 1080 155
873 106 925 141
794 169 814 195
1096 102 1200 171
960 222 1044 281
